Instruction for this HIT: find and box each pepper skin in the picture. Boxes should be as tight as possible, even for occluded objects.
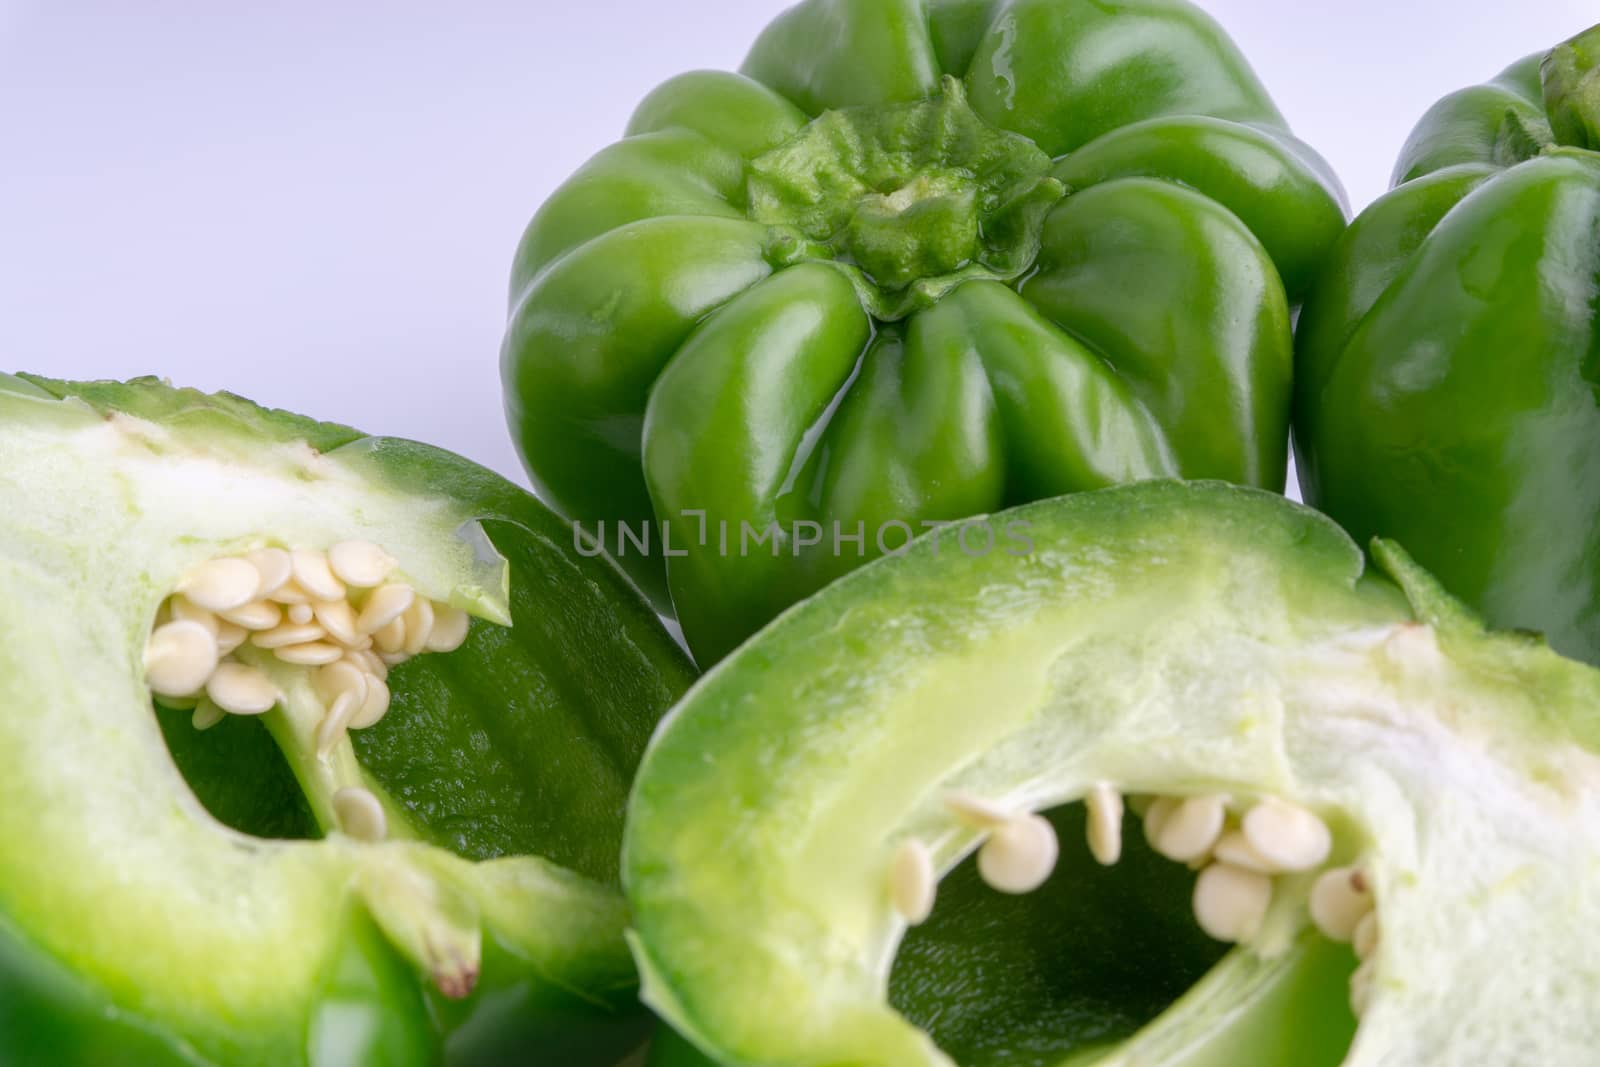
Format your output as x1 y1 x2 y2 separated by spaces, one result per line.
1296 23 1600 666
502 0 1347 664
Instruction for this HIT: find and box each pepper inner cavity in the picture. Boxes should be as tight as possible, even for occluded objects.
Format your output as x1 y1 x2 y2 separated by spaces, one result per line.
885 798 1223 1065
144 540 471 842
890 786 1380 1018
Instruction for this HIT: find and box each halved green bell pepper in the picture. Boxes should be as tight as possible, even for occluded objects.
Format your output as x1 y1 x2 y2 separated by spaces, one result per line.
625 480 1600 1066
1295 22 1600 666
502 0 1347 664
0 374 696 1065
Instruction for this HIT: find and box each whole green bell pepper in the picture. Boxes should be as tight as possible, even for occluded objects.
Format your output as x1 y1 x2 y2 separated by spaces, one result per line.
1295 23 1600 666
502 0 1347 664
0 374 696 1065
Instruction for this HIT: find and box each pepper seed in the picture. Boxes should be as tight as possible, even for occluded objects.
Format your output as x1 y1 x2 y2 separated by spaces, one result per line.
889 839 936 925
1242 798 1331 872
978 813 1059 894
144 620 219 697
332 786 387 842
1192 862 1271 943
1085 783 1123 866
205 662 279 716
1150 794 1227 863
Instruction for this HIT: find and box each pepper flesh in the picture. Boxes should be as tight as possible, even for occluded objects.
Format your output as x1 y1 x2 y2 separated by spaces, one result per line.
501 0 1347 664
1295 22 1600 666
0 375 695 1065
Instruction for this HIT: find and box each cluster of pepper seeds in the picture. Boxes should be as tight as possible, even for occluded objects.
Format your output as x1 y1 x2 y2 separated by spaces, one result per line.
889 785 1379 1016
142 540 471 836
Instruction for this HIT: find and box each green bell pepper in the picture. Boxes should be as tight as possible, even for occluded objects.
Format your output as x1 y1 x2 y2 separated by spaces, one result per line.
502 0 1347 664
1295 23 1600 665
624 480 1600 1066
0 374 696 1065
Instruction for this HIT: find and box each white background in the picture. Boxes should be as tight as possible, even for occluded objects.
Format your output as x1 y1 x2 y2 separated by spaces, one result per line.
1 0 1592 484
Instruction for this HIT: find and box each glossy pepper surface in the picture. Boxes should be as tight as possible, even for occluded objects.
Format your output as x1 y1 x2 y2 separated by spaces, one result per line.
502 0 1347 664
1296 23 1600 666
0 374 696 1066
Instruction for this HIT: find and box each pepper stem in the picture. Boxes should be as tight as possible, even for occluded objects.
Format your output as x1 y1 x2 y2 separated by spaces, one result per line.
746 74 1065 319
1543 23 1600 151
